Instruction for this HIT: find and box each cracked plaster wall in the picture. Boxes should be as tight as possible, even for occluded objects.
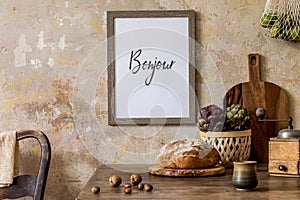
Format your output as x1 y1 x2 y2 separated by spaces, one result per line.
0 0 300 199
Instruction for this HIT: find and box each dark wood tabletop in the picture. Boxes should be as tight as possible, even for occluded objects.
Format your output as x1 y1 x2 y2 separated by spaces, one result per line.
76 164 300 200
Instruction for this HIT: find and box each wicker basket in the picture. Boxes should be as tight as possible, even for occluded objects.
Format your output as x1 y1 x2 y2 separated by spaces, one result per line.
198 130 251 167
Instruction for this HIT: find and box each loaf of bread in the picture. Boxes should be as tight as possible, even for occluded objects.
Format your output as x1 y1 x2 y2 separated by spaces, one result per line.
157 139 220 169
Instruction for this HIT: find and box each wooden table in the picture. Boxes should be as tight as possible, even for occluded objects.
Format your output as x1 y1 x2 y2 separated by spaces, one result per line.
76 164 300 200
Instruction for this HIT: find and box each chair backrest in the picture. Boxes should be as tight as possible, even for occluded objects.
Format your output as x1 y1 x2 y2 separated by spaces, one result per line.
0 129 51 200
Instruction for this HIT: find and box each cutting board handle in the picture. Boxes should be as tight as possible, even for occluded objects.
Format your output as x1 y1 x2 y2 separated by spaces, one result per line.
248 54 261 83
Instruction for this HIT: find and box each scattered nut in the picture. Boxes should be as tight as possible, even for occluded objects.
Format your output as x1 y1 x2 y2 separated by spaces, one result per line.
137 183 144 190
130 173 143 185
124 187 132 194
91 186 100 194
109 175 122 187
144 184 153 192
124 183 132 188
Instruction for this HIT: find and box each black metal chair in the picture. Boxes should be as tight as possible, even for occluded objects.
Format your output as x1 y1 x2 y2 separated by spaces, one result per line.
0 129 51 200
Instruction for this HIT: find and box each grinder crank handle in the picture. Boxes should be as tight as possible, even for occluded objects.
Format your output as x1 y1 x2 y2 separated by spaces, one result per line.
255 108 293 129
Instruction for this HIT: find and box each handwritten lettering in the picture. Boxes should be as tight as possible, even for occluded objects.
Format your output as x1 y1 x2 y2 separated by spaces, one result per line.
129 49 175 86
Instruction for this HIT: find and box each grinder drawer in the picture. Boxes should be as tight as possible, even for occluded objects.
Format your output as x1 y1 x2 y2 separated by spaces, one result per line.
269 160 299 176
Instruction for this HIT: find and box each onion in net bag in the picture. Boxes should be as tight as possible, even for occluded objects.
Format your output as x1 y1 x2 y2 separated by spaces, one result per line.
260 0 300 41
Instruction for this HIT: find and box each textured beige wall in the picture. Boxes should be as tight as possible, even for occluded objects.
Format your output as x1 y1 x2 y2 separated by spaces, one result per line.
0 0 299 199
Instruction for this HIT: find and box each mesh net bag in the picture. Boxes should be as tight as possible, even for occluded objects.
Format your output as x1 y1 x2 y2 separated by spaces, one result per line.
260 0 300 41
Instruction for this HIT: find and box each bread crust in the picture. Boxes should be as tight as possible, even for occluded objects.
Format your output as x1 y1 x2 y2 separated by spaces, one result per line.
174 148 220 168
157 140 220 169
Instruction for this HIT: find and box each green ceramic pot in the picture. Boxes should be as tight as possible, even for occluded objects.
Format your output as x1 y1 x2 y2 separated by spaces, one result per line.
232 161 258 191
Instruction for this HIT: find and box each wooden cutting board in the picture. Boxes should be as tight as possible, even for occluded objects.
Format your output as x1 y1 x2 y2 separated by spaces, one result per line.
225 53 290 163
149 165 225 177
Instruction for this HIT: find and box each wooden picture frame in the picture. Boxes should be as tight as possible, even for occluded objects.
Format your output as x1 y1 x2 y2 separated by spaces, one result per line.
107 10 196 125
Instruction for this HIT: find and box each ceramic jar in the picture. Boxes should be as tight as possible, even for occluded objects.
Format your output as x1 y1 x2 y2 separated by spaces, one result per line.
232 161 258 190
